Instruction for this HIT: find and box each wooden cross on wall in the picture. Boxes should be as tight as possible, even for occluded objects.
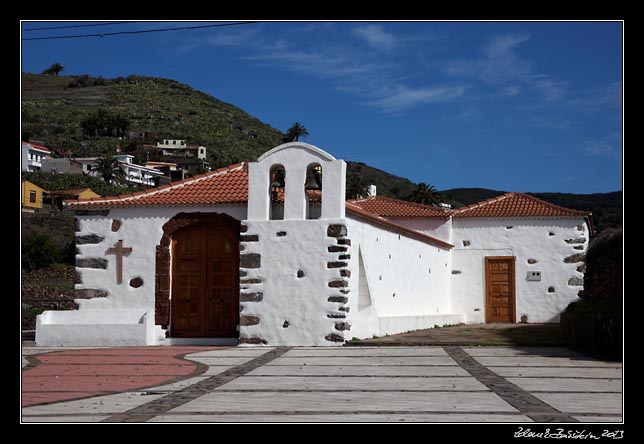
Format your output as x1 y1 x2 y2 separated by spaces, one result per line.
106 240 133 284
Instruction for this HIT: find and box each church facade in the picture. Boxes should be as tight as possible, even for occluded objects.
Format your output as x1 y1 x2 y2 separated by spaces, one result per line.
35 143 592 346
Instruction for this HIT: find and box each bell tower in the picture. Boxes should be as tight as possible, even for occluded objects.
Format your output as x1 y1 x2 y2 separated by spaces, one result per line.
240 143 351 346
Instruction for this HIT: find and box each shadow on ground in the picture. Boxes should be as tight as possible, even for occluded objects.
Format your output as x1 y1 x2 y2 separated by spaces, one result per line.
346 323 568 347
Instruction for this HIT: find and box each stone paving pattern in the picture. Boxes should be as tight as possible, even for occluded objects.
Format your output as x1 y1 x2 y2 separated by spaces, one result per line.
21 346 622 423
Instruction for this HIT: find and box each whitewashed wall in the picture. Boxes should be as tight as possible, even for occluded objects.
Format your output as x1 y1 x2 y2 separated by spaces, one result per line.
385 217 452 243
450 217 589 323
238 219 350 346
75 206 246 311
345 218 454 339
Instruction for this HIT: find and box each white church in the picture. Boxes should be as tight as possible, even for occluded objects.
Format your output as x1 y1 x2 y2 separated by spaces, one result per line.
35 142 592 346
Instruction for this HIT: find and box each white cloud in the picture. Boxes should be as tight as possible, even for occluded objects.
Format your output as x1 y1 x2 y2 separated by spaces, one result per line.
353 25 398 51
501 85 521 96
368 85 467 113
444 33 570 103
583 134 622 160
530 75 568 102
444 33 532 83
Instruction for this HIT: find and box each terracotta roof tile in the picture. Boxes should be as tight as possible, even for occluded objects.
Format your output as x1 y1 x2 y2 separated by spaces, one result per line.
67 163 248 208
348 195 449 218
452 192 590 218
345 202 454 249
22 141 51 153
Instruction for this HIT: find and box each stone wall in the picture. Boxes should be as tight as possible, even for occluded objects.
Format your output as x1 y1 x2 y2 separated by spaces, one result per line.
238 219 351 346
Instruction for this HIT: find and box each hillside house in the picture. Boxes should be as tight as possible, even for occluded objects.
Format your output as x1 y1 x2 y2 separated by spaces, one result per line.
21 142 51 172
21 180 47 211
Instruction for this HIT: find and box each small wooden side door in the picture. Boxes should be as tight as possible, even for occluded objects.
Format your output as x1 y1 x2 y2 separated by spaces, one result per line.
485 256 516 323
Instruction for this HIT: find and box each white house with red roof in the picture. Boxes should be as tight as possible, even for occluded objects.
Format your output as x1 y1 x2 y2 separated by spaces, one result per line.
21 141 51 172
35 142 592 346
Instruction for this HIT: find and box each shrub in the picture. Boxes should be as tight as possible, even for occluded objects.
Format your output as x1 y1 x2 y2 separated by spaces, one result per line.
22 233 61 271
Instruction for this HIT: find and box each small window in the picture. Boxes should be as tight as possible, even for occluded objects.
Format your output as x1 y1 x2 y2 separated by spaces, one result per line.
29 190 36 203
173 140 177 145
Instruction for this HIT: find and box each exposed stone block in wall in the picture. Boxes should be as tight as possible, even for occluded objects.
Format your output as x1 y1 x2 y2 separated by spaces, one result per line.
240 234 259 242
111 219 122 232
240 225 248 233
129 277 144 288
240 270 248 277
327 261 347 269
276 231 287 237
328 279 348 288
240 315 261 326
328 296 348 303
325 333 345 343
240 292 263 302
75 288 108 299
327 224 347 238
339 289 350 294
282 320 289 328
335 322 351 331
577 225 585 232
297 270 305 278
328 246 347 253
239 337 267 345
75 234 105 245
527 259 538 264
339 306 350 312
462 240 471 247
76 257 108 269
240 278 263 284
337 239 351 246
339 254 351 260
573 246 584 250
565 237 586 244
75 209 110 216
576 264 586 273
240 244 245 251
240 253 261 268
327 313 346 319
568 277 584 286
451 270 462 275
75 271 82 284
564 253 586 264
340 269 351 278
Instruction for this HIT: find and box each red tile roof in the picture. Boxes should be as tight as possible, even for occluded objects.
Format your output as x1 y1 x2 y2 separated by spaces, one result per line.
452 192 590 218
67 163 248 208
22 142 51 153
348 195 449 218
345 202 454 249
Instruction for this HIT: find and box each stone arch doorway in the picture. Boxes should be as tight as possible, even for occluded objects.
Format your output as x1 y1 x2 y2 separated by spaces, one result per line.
155 213 240 337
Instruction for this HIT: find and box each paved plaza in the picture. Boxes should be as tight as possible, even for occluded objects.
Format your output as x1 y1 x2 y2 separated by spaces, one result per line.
21 346 622 423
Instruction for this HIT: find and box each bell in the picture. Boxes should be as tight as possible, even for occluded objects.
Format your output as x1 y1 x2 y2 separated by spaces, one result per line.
271 168 285 188
304 166 322 190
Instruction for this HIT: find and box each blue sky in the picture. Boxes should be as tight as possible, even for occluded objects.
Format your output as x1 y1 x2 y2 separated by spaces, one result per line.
21 21 622 193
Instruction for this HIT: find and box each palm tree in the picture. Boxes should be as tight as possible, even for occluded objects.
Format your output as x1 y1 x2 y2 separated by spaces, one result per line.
285 122 309 142
94 154 126 185
346 173 369 199
42 62 64 76
413 182 442 206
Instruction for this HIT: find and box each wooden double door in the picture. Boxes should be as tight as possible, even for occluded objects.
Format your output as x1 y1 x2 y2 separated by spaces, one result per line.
171 224 239 337
485 256 516 323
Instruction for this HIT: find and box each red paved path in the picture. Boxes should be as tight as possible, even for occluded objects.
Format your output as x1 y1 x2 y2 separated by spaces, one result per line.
22 347 218 407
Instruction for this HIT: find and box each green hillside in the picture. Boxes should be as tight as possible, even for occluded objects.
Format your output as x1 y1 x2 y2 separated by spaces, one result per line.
22 72 285 165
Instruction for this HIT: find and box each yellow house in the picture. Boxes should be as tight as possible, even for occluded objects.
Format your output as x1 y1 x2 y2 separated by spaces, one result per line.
21 180 47 210
45 188 101 210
